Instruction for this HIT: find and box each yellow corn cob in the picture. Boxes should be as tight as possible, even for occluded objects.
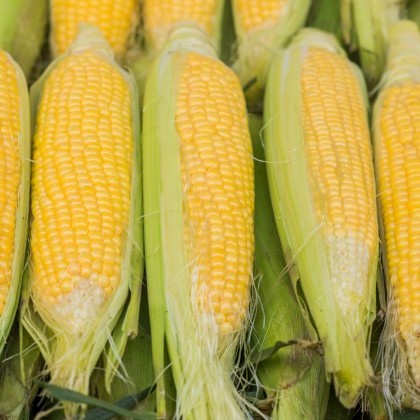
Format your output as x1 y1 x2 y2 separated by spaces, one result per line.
50 0 138 59
0 50 30 357
22 26 141 417
231 0 310 109
143 27 254 419
143 0 223 54
264 28 379 407
374 20 420 410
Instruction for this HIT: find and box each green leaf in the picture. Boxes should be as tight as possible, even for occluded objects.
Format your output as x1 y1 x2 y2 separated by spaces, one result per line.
38 382 156 420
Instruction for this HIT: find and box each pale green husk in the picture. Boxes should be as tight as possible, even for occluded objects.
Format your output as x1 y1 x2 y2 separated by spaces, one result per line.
143 26 253 419
250 115 330 420
0 0 48 78
21 26 142 418
231 0 311 110
0 269 42 419
341 0 405 88
373 20 420 412
263 28 378 408
0 53 31 359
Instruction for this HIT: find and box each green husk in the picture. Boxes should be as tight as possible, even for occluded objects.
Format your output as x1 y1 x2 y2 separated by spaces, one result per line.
263 28 378 408
143 26 253 419
231 0 311 110
93 287 156 414
341 0 405 89
0 0 48 78
21 26 142 418
307 0 343 41
0 53 31 360
408 0 420 24
372 20 420 412
250 114 329 419
0 310 42 419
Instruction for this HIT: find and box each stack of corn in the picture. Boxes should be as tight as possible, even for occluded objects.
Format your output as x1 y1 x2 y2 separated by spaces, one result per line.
3 1 420 419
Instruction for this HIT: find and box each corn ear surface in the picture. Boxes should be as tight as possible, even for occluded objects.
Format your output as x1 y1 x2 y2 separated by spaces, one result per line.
21 26 141 417
250 114 329 420
0 0 48 78
50 0 139 60
143 0 225 56
373 20 420 411
263 28 379 407
0 50 30 360
143 27 254 419
231 0 310 109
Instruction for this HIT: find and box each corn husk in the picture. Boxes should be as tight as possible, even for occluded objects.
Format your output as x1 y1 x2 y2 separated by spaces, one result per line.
0 52 31 360
263 28 378 408
231 0 311 110
143 26 254 419
341 0 405 89
21 26 142 417
373 20 420 412
0 0 48 78
249 114 329 419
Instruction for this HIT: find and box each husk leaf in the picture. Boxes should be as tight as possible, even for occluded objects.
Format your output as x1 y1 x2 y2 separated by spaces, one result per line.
250 114 330 420
263 28 378 408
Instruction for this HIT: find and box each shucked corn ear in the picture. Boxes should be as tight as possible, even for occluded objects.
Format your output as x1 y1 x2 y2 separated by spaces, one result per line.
340 0 404 88
373 20 420 410
142 0 225 55
21 26 141 417
0 50 30 359
231 0 310 109
143 26 254 419
0 0 47 78
50 0 139 60
250 115 329 420
263 28 379 407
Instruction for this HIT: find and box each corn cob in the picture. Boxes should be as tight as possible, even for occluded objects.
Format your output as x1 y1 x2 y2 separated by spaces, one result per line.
263 28 379 407
21 26 141 417
340 0 404 88
143 26 254 419
50 0 139 59
250 115 330 419
0 0 48 78
143 0 225 55
373 20 420 410
0 50 30 360
231 0 310 109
